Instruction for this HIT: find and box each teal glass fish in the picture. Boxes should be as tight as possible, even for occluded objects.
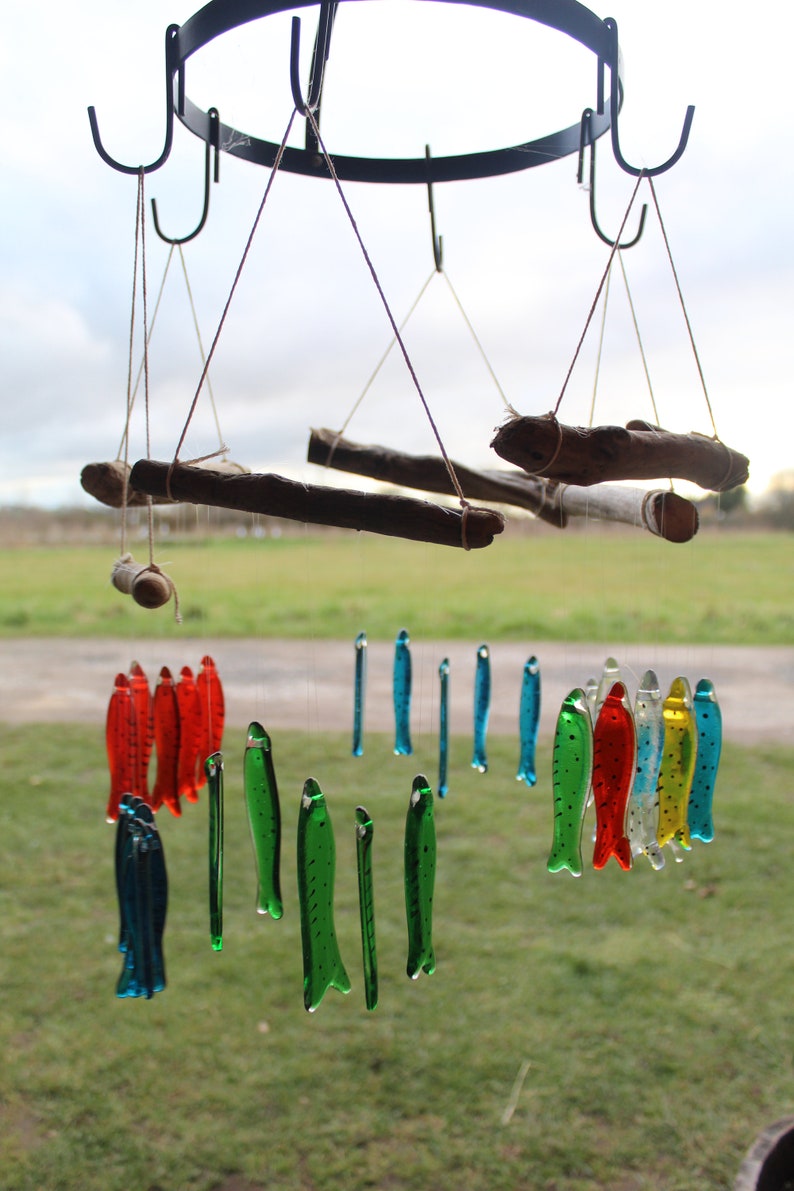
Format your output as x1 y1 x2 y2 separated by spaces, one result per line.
353 631 367 757
296 778 351 1011
206 751 224 951
472 644 491 772
355 806 378 1011
243 723 283 919
404 775 436 979
547 689 593 877
393 629 413 756
592 682 636 871
115 800 167 999
657 677 696 850
438 658 450 798
516 655 541 786
688 678 722 843
628 670 665 869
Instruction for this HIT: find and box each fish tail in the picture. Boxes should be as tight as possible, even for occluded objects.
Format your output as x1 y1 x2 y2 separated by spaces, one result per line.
593 833 632 871
516 766 537 786
546 847 583 877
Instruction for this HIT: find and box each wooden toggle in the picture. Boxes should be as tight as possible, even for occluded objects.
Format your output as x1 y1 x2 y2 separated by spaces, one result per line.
129 459 505 550
490 414 749 491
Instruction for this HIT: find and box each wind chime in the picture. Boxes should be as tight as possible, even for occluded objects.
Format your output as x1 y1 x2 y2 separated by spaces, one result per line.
87 0 740 1010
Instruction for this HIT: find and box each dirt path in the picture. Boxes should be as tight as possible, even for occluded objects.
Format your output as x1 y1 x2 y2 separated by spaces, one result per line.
1 638 790 745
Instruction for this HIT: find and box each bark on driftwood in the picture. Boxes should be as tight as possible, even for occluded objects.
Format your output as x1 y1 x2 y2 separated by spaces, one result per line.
81 458 250 508
129 459 505 550
491 415 749 491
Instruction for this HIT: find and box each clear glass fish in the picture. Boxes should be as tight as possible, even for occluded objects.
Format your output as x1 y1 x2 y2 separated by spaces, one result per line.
657 677 697 850
516 655 541 786
206 751 224 951
243 723 283 919
592 682 636 871
355 807 378 1011
352 631 367 757
628 670 665 870
595 657 623 716
438 658 450 798
472 644 491 773
404 775 437 979
297 779 351 1011
688 678 722 843
393 629 413 756
547 689 593 877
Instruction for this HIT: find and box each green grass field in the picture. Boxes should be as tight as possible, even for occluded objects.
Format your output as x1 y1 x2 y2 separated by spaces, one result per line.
0 529 791 643
3 724 794 1191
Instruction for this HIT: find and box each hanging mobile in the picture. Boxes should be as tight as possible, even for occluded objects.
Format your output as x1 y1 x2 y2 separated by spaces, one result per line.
355 807 378 1012
243 722 283 920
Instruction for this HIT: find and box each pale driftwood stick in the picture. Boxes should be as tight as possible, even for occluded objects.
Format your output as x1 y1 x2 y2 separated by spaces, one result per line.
490 415 749 491
558 484 698 543
129 459 505 550
81 458 251 508
307 427 567 528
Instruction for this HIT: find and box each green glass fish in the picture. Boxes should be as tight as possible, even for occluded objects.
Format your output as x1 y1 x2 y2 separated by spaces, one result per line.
296 778 351 1012
206 751 224 951
547 689 593 877
355 806 378 1011
243 722 283 919
404 775 436 979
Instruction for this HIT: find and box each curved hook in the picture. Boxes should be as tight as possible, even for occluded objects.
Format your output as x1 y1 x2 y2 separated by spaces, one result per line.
290 2 336 114
151 109 220 244
87 25 182 176
577 109 647 249
604 17 695 178
425 146 444 272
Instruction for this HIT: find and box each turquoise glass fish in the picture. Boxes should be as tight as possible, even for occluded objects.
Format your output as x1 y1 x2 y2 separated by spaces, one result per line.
688 679 722 843
115 799 167 999
547 689 593 877
592 682 636 871
472 644 491 772
352 631 367 757
438 658 450 798
404 775 437 978
206 752 224 951
297 779 351 1011
355 806 378 1011
516 655 541 786
657 677 697 850
628 670 665 870
243 722 283 919
393 629 413 756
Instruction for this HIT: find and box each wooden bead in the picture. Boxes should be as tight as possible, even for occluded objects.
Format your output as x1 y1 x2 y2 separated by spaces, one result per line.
132 569 172 609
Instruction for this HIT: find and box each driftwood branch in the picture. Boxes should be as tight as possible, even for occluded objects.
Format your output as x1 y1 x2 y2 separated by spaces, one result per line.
308 427 566 527
308 428 698 542
129 459 505 550
491 415 749 491
81 458 250 508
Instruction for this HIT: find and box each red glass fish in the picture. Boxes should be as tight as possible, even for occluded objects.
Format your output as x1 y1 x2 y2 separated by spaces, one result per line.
176 665 202 804
592 681 636 871
152 666 182 817
105 673 137 823
128 661 153 801
195 655 225 791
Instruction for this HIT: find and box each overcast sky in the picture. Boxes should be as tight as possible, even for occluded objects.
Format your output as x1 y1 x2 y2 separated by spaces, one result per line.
1 0 791 507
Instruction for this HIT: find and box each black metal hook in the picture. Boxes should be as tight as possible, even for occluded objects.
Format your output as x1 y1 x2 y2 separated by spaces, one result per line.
425 146 443 272
604 17 694 178
290 1 336 115
577 109 647 249
151 109 221 244
87 24 183 176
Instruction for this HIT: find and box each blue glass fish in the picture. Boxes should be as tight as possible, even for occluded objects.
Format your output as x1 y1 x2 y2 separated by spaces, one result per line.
404 775 436 979
352 631 367 757
688 678 722 843
355 806 378 1011
393 628 413 756
115 799 167 999
516 655 541 786
206 751 224 951
472 644 491 773
438 658 450 798
547 689 593 877
628 670 665 870
297 778 351 1012
243 723 283 919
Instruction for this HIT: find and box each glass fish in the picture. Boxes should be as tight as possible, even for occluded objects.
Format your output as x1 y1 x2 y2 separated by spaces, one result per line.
547 689 593 877
438 658 450 798
116 800 167 999
105 672 137 823
393 628 413 756
595 657 623 716
129 662 153 801
628 670 665 870
243 722 283 919
176 666 202 803
656 677 697 850
115 793 143 954
352 631 367 757
196 655 225 790
152 666 181 816
355 806 378 1011
206 751 224 951
472 644 491 773
592 682 636 871
516 655 541 786
404 775 437 979
584 677 599 724
296 778 351 1011
688 678 722 843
